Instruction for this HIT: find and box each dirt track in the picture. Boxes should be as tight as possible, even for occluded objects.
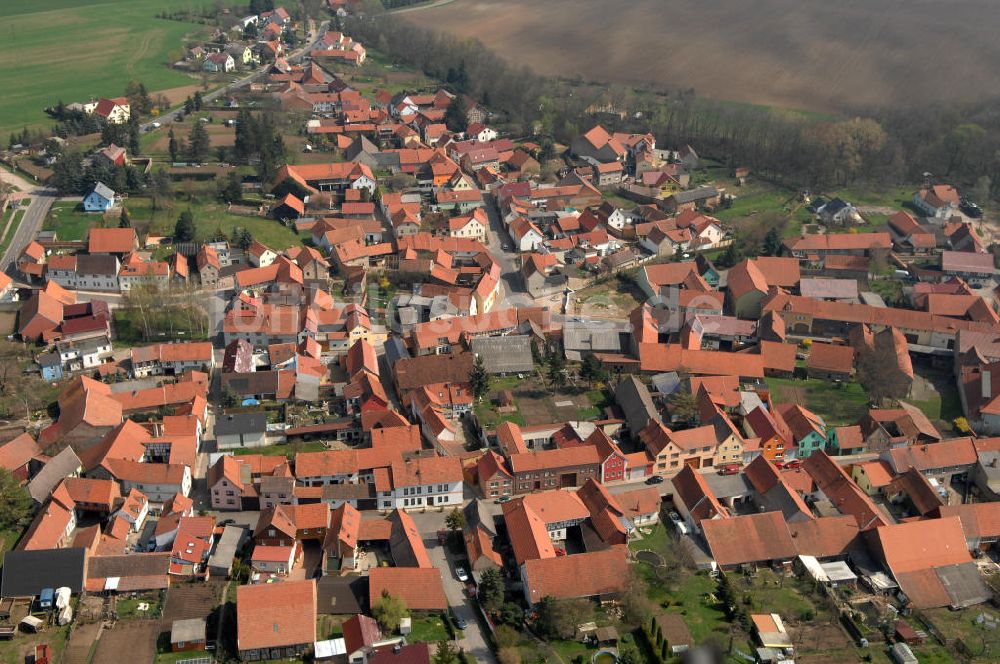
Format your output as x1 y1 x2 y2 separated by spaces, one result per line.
404 0 1000 113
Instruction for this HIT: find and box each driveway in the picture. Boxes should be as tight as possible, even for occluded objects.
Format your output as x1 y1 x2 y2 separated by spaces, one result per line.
425 537 497 663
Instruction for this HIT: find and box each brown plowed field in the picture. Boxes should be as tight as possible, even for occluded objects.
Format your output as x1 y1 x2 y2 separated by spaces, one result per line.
403 0 1000 113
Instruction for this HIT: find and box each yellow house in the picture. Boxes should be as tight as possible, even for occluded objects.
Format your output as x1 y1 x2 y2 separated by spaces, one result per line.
641 421 722 477
851 460 894 496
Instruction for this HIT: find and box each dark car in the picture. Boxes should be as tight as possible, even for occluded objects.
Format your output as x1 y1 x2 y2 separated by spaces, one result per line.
646 475 664 484
960 200 983 218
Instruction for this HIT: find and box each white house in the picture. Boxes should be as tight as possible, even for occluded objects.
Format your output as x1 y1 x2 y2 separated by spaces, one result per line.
448 211 487 241
204 52 235 73
509 217 545 252
376 456 463 511
215 413 268 450
114 489 150 532
92 97 131 124
466 124 497 142
913 184 960 219
130 341 215 378
251 542 297 576
108 461 192 504
248 241 278 267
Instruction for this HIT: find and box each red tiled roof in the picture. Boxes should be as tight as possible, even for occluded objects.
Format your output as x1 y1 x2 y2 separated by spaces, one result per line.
702 511 797 567
88 227 137 254
522 545 629 602
368 567 447 610
237 579 316 651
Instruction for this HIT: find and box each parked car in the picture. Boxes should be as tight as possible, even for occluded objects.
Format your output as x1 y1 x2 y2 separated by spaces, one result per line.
455 616 468 630
718 463 742 475
455 566 469 583
646 475 664 484
960 199 983 218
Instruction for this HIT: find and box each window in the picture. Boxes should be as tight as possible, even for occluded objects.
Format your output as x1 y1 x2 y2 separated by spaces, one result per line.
670 461 679 467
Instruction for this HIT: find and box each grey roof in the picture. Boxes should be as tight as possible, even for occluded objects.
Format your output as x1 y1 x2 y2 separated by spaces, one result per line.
650 372 681 395
37 351 61 368
321 483 374 502
75 254 119 277
615 375 658 434
90 181 115 201
260 475 294 494
27 447 82 504
208 525 246 574
383 336 410 369
670 186 718 205
470 335 534 374
563 326 625 360
937 562 992 608
171 617 207 644
799 278 858 301
215 412 268 436
87 551 170 590
316 576 366 615
1 547 87 596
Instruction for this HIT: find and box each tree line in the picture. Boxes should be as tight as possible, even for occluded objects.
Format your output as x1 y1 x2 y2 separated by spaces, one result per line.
345 12 1000 199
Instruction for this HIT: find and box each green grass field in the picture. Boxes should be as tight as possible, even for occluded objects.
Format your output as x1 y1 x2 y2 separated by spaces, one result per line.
44 201 99 240
765 376 871 426
0 0 211 135
125 195 303 249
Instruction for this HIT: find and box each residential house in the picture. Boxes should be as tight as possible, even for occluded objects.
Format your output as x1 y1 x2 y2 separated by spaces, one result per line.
913 184 960 219
215 413 269 449
236 580 316 661
83 182 116 212
204 52 235 73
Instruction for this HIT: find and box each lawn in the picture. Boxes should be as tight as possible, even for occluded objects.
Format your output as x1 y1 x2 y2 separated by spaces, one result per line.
0 623 71 664
908 366 964 431
232 441 328 459
0 0 210 135
0 208 25 257
44 201 100 241
113 304 211 344
117 591 164 619
923 607 1000 662
644 570 730 643
765 376 870 426
406 614 449 643
713 184 799 224
126 196 303 249
628 521 670 554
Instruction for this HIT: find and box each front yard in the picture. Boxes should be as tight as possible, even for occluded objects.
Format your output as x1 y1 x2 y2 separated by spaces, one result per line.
44 201 99 241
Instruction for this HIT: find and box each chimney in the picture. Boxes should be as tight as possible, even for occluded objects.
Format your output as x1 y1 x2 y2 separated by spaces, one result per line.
983 370 993 400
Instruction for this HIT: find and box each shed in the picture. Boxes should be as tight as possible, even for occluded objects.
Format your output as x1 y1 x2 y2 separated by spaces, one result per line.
314 638 347 660
19 616 43 633
594 626 618 646
208 525 246 577
171 617 207 652
890 642 918 664
652 613 693 654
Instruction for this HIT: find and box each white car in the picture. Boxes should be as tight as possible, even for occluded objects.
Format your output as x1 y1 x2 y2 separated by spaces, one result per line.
455 567 469 583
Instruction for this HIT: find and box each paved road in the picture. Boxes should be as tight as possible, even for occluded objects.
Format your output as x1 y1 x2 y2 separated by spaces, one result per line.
426 535 497 664
1 191 56 272
139 20 326 133
481 192 533 309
